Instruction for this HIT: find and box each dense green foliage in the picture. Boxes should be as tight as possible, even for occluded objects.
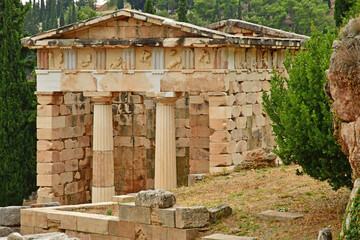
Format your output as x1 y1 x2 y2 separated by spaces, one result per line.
262 28 352 190
24 0 98 35
144 0 155 13
334 0 360 27
0 0 37 206
23 0 337 36
177 0 188 22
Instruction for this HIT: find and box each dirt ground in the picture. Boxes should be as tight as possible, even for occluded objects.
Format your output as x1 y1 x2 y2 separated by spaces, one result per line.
173 165 350 240
70 164 350 240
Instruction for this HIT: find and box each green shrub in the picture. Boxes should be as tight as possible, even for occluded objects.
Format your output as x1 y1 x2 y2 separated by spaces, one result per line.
262 28 352 190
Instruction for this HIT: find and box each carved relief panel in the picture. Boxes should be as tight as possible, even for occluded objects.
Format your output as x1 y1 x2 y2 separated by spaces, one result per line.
95 48 106 70
136 47 152 70
49 49 64 70
78 48 95 70
182 48 194 69
152 48 164 70
37 49 49 70
165 48 183 70
234 48 246 69
106 48 123 70
195 48 213 69
65 49 77 70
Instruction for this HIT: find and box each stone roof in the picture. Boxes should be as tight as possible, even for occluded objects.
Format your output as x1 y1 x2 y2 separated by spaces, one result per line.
207 19 309 40
22 9 307 48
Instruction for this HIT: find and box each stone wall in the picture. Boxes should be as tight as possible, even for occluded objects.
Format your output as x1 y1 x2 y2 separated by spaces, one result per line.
36 92 92 204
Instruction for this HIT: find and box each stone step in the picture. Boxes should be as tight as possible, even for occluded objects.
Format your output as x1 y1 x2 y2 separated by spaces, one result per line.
257 210 304 221
202 234 257 240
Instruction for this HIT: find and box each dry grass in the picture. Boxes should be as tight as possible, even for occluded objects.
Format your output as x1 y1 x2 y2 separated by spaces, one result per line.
173 165 350 240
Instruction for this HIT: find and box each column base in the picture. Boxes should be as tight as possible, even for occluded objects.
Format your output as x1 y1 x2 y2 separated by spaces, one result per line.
92 186 115 203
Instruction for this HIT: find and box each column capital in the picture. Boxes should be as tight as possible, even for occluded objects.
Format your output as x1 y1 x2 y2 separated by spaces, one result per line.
83 92 118 104
146 92 182 103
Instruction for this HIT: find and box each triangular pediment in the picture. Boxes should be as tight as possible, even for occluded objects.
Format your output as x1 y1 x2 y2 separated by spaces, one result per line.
207 19 308 39
25 9 231 42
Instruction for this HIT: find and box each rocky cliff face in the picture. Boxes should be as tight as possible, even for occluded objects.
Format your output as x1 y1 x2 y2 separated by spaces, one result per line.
327 18 360 238
327 18 360 179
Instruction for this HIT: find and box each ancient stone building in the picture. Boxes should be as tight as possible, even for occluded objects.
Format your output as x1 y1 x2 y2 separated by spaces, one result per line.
22 9 307 204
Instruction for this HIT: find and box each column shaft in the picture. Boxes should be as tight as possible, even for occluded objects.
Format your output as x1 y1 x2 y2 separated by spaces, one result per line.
155 102 177 190
92 103 115 202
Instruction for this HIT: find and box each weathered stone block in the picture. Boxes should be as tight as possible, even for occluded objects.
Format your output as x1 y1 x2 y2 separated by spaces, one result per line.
175 206 209 228
37 151 60 163
208 204 233 223
257 210 303 221
151 207 176 228
37 105 60 117
37 141 64 151
210 131 231 143
209 154 232 167
37 174 60 187
318 227 332 240
168 228 199 240
108 219 135 238
135 190 176 208
209 107 231 119
119 202 151 224
0 206 28 227
77 215 114 235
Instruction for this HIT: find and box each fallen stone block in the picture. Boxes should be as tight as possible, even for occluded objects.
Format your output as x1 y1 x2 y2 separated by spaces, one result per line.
209 204 233 223
235 148 276 171
202 234 257 240
0 227 13 237
188 174 206 186
0 206 29 226
30 202 61 208
257 210 303 221
175 206 209 228
135 190 176 208
318 227 332 240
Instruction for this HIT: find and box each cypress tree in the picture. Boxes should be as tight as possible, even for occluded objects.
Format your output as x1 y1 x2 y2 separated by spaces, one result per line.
237 0 242 20
117 0 124 9
177 0 188 22
40 0 45 21
144 0 155 14
334 0 354 27
0 0 37 206
214 0 220 22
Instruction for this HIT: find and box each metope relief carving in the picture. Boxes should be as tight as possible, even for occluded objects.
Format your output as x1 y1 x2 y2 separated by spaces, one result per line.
110 57 124 70
261 50 268 69
167 49 182 70
48 50 64 70
199 50 211 64
80 54 92 67
139 50 152 66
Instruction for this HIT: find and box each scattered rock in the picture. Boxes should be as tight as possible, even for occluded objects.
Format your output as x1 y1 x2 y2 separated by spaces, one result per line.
234 148 276 171
175 206 209 228
208 204 233 223
318 227 332 240
24 233 78 240
7 232 22 240
30 202 61 208
188 174 205 186
0 206 29 226
135 190 176 208
0 227 13 238
257 210 303 221
202 234 257 240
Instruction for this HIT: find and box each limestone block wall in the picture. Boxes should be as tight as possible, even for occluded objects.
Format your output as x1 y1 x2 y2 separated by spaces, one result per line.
36 92 92 204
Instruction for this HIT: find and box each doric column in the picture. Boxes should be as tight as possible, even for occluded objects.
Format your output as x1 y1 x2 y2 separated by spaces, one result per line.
148 92 181 190
84 92 116 203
